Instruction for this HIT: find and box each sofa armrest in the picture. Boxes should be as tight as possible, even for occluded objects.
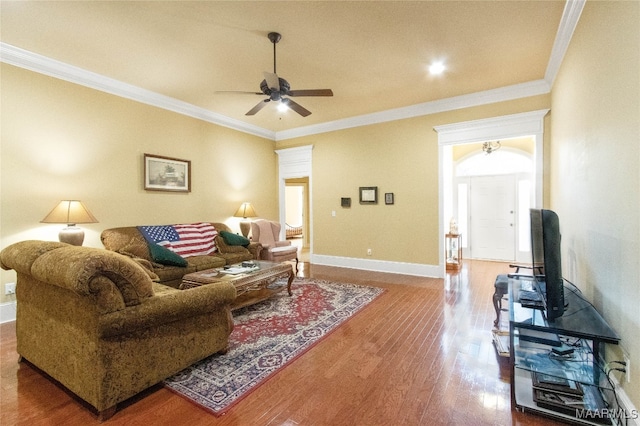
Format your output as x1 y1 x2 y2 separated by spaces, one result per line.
98 282 236 337
246 242 262 260
0 241 154 309
214 235 262 259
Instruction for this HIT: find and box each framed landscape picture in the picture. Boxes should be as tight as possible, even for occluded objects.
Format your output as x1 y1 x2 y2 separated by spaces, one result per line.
144 153 191 192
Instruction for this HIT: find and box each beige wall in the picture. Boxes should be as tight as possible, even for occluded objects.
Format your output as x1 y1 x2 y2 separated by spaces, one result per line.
276 94 551 265
551 1 639 408
0 64 278 301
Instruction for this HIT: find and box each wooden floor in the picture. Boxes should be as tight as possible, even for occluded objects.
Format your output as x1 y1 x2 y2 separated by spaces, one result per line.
0 260 565 425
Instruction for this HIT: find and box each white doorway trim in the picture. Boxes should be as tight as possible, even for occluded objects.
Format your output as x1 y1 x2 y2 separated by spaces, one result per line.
434 109 549 270
275 145 313 249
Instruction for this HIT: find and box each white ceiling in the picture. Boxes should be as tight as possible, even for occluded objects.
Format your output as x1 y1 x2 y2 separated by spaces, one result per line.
1 1 569 138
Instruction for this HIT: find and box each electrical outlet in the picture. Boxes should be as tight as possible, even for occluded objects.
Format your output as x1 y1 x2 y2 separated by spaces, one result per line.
624 353 631 383
5 282 16 295
367 248 372 256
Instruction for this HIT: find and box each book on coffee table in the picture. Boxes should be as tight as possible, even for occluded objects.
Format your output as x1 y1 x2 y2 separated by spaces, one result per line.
221 266 259 275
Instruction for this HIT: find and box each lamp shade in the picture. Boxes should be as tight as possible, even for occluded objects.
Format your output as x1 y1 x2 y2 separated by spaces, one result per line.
41 200 98 246
41 200 98 225
233 202 257 219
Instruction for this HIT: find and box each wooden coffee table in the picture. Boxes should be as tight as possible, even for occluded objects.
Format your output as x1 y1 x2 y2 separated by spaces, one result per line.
179 261 295 310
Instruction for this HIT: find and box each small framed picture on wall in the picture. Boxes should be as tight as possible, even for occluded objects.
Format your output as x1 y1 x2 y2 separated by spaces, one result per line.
385 193 394 205
359 187 378 204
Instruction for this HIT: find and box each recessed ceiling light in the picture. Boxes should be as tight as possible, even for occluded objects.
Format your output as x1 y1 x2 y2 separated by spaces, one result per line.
429 61 446 75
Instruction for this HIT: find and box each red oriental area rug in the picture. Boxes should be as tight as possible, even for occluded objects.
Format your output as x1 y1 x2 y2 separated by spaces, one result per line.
164 277 385 416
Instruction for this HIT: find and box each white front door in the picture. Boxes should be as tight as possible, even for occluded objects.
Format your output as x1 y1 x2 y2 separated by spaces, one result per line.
470 175 516 261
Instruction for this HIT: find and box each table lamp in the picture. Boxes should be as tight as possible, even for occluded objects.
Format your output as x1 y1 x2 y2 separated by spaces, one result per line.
41 200 98 246
233 202 257 237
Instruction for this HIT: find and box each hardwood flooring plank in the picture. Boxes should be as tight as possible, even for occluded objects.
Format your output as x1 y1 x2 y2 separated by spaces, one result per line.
0 260 568 425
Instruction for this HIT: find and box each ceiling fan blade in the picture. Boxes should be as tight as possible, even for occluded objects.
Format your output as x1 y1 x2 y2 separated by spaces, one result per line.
264 72 280 91
216 90 263 95
282 98 311 117
246 99 270 116
288 89 334 97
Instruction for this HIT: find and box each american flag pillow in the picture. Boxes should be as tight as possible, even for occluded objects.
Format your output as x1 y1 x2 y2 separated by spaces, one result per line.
138 222 217 258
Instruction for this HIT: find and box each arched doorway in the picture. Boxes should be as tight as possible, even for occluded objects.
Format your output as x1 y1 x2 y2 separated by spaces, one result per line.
434 109 549 273
454 145 534 262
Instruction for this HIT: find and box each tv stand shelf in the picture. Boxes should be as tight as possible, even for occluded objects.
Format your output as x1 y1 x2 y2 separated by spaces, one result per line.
507 276 620 425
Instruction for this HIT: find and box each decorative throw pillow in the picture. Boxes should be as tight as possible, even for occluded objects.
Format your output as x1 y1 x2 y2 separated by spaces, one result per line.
220 230 250 247
148 243 188 267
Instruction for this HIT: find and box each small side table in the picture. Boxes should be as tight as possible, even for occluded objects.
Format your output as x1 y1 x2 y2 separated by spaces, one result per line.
445 233 462 270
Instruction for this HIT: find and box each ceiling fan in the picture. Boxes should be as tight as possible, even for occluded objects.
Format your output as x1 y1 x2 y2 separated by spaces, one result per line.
221 32 333 117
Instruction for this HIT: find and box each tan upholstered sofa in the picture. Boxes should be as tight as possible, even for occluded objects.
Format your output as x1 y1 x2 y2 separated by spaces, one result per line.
101 222 262 288
0 240 236 420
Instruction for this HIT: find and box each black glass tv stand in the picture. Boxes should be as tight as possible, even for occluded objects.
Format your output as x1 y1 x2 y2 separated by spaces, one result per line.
508 276 620 425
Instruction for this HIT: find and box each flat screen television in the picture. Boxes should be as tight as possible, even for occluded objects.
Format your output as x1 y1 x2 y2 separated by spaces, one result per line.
530 208 565 321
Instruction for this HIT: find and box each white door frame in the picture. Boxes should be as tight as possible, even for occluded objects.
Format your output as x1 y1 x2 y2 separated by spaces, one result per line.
275 145 313 249
434 109 549 270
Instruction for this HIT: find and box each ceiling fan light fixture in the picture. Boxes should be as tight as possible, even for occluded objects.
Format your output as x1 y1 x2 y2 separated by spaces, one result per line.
277 101 289 112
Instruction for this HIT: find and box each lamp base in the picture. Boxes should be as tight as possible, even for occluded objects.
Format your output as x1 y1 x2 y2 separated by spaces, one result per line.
59 226 85 246
239 221 251 238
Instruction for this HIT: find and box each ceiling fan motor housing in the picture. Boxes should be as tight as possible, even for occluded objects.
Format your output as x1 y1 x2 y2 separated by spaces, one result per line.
260 77 291 101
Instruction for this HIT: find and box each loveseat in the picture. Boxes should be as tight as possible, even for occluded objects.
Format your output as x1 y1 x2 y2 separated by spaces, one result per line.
101 222 261 288
0 240 236 420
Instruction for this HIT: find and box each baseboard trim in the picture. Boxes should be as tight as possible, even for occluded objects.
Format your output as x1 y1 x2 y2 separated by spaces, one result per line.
609 375 640 426
311 254 442 278
0 301 17 324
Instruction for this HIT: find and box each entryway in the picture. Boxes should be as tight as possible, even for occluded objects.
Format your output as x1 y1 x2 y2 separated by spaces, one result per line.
435 109 549 271
285 178 310 263
454 146 534 263
276 145 313 264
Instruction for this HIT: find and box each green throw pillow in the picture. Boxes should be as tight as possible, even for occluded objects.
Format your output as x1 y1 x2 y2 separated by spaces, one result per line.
220 230 250 247
148 243 188 267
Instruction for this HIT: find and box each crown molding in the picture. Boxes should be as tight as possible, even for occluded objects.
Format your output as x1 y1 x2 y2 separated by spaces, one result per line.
544 0 586 87
0 42 275 140
275 79 551 141
3 0 578 145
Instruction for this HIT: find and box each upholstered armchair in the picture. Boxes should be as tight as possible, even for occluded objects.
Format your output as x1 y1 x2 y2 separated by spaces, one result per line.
250 219 299 270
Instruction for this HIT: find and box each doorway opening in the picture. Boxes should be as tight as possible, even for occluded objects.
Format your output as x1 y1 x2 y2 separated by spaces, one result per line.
453 143 534 262
285 178 310 253
435 109 549 275
276 145 313 264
